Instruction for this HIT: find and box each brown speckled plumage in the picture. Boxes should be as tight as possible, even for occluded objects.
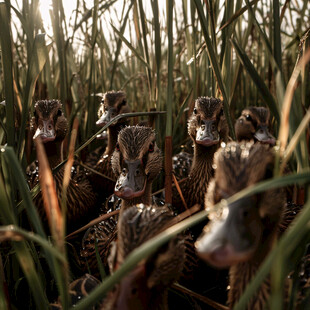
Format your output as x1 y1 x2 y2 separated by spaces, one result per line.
102 204 186 310
197 142 286 309
174 96 228 212
111 125 162 211
80 126 162 276
27 100 97 232
88 91 131 201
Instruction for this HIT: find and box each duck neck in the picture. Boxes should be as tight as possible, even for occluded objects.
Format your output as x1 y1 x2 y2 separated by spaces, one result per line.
228 231 278 309
120 182 152 213
186 143 218 208
105 123 125 156
228 261 270 310
43 140 64 169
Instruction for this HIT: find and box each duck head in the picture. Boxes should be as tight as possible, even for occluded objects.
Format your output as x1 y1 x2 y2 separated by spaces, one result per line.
188 97 228 148
235 107 276 145
111 126 162 201
96 91 130 128
31 100 68 143
107 204 185 310
196 142 285 268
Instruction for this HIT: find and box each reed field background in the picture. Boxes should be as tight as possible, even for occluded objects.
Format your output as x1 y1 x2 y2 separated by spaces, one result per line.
0 0 310 309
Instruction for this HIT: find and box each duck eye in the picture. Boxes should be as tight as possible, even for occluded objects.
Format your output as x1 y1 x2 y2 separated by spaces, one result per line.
116 143 120 151
57 109 62 116
121 99 126 106
148 143 154 153
193 108 197 114
245 114 252 122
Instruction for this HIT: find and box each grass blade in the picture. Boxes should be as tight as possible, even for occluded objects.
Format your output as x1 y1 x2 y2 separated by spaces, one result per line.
110 2 133 89
111 24 151 70
172 87 193 138
17 33 49 161
0 3 15 148
2 147 45 237
193 0 235 139
0 225 65 262
273 0 282 72
230 37 280 122
278 49 310 152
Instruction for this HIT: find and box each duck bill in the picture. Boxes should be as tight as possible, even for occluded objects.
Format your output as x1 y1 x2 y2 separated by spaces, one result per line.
96 107 118 127
196 198 262 268
254 126 276 146
96 130 107 140
114 160 147 200
33 120 56 142
196 120 220 146
96 111 110 127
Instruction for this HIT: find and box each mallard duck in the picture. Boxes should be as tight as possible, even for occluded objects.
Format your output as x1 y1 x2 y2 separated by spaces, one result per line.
169 97 230 307
235 106 300 203
196 142 286 309
111 125 163 211
235 106 275 145
80 126 163 275
103 203 186 310
87 90 130 202
27 99 97 232
174 96 229 212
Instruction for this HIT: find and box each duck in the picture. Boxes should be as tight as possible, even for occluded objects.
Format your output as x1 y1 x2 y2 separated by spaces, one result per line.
196 141 286 309
102 203 186 310
173 96 229 212
27 99 97 232
169 97 230 307
235 106 302 207
235 106 275 145
80 126 163 275
87 90 131 203
111 126 163 211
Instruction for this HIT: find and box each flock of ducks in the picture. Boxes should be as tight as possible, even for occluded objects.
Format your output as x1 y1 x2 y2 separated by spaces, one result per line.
26 92 304 309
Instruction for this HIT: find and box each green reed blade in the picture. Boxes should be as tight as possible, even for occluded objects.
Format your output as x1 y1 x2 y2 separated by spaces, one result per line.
110 2 133 90
219 0 259 32
17 33 48 161
230 37 280 122
2 147 45 237
172 87 193 138
0 225 65 262
273 0 282 72
0 3 15 148
137 0 152 95
0 170 49 309
52 0 67 104
111 24 151 70
193 0 235 139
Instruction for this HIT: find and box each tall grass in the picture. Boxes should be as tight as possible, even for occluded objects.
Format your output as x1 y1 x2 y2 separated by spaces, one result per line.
0 0 309 309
